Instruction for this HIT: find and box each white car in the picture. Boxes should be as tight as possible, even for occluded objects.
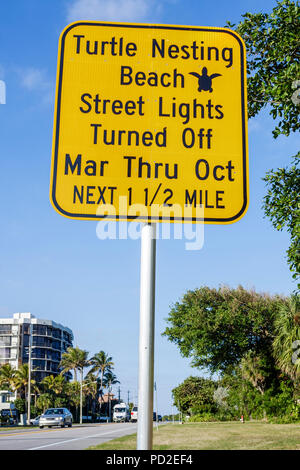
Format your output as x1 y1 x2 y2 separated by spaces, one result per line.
30 415 41 426
39 408 73 428
131 406 138 423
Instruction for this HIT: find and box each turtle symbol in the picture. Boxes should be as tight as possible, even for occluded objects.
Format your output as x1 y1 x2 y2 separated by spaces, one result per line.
189 67 222 92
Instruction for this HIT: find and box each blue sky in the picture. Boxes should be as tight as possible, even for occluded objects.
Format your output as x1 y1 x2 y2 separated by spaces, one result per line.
0 0 298 415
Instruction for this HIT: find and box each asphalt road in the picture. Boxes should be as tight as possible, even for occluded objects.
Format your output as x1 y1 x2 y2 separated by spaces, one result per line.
0 422 138 450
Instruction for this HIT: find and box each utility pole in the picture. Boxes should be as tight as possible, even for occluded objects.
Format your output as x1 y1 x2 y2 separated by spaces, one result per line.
155 382 158 431
127 390 130 406
118 386 121 403
27 323 33 426
108 384 112 421
80 367 83 425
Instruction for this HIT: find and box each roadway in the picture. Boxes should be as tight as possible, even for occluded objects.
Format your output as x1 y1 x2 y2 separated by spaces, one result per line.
0 422 138 450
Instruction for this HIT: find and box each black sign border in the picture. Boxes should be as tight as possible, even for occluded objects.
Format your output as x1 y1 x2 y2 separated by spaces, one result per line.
51 22 248 224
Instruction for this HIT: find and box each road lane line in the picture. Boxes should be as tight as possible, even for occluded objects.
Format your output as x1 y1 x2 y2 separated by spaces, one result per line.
28 427 135 450
0 424 107 438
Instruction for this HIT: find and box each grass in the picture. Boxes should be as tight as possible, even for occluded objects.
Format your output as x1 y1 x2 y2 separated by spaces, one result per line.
87 421 300 450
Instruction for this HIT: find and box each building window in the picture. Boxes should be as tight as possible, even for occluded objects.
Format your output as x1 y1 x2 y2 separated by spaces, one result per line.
22 324 30 334
33 336 52 347
53 328 61 339
32 359 46 370
52 351 60 361
33 371 48 382
33 325 47 336
63 331 72 343
0 348 10 359
0 325 11 334
52 340 61 350
1 394 11 403
0 336 11 346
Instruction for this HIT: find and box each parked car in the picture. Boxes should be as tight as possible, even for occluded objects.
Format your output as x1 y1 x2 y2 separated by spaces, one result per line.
39 408 73 429
131 406 138 423
30 415 41 426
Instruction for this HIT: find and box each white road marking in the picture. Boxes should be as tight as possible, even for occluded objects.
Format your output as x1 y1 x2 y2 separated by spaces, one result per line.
28 427 134 450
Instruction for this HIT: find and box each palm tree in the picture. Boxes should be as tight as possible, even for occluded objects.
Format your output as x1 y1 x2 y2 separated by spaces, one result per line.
88 351 114 413
59 347 90 382
59 347 90 423
103 371 119 389
36 393 52 413
103 371 119 420
273 296 300 381
65 381 81 421
83 374 98 419
14 364 36 401
0 363 16 391
41 374 66 395
241 353 266 396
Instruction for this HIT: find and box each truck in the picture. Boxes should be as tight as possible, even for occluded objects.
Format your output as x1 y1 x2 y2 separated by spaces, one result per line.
113 403 130 423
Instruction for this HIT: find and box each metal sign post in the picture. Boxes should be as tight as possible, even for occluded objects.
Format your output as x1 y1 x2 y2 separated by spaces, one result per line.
137 223 156 450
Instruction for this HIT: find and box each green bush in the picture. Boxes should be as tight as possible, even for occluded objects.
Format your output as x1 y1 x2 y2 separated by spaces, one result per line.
189 413 218 422
267 404 300 423
13 398 26 415
190 403 217 416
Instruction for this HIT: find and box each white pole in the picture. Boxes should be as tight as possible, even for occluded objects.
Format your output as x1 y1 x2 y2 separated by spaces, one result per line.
80 368 83 424
155 381 158 431
137 223 156 450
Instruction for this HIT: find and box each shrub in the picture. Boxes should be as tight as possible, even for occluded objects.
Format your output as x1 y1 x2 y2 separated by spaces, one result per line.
189 413 218 422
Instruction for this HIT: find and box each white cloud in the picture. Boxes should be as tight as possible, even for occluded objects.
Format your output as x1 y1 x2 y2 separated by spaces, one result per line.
248 118 261 134
66 0 161 22
17 67 54 105
20 67 50 92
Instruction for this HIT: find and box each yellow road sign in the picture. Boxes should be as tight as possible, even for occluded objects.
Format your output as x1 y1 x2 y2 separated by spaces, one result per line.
50 22 249 223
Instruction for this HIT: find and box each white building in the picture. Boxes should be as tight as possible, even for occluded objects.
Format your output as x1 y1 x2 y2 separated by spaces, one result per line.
0 313 74 414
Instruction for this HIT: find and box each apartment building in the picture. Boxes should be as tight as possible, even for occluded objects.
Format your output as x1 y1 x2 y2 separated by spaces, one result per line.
0 312 73 382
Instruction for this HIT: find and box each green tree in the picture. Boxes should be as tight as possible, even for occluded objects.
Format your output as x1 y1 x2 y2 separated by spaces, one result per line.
229 0 299 138
82 373 99 418
103 370 119 391
36 393 53 413
0 363 16 391
41 374 66 395
224 370 264 420
263 154 300 286
65 382 82 422
103 370 120 419
59 346 90 382
272 295 300 382
163 286 282 374
228 1 300 284
13 398 26 415
172 376 217 416
88 351 114 411
14 364 36 400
